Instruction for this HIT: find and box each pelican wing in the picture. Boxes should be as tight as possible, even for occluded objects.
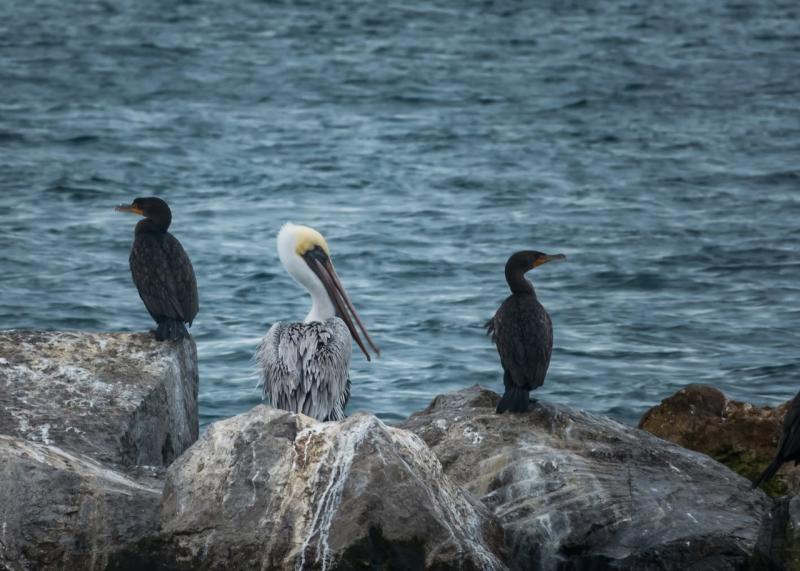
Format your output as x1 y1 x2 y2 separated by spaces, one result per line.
257 318 352 422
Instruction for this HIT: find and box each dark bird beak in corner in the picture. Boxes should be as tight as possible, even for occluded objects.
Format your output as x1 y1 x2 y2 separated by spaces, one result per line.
115 203 144 216
533 253 567 268
303 249 380 362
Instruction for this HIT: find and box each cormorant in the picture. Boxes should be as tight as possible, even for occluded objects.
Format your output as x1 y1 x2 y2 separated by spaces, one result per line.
486 250 565 413
256 223 379 422
752 390 800 489
115 197 198 341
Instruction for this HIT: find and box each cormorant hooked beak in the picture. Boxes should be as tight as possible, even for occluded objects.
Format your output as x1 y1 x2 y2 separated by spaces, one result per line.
115 203 145 216
533 253 567 268
302 247 380 361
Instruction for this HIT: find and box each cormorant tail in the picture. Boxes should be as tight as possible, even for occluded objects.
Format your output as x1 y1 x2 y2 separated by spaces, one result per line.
155 320 189 341
496 386 530 414
752 457 783 490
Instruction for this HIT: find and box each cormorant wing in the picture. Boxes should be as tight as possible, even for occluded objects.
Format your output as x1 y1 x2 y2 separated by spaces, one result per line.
776 395 800 461
160 232 198 324
130 233 191 323
491 296 553 391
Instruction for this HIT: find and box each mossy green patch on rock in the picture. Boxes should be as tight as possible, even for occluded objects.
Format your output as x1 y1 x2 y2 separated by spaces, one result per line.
711 444 790 498
786 532 800 571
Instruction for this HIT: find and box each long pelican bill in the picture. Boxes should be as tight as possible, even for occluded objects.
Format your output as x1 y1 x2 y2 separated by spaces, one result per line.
115 203 145 216
303 251 379 361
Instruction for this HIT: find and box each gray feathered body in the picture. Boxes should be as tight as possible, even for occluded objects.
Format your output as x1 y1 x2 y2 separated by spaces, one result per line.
256 317 352 422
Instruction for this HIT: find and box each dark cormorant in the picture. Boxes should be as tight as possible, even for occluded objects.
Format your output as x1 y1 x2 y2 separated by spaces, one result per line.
486 250 565 414
752 390 800 489
115 197 198 341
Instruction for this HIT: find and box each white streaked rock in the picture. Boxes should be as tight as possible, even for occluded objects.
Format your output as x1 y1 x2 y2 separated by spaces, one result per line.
126 405 509 570
0 330 198 468
402 385 772 570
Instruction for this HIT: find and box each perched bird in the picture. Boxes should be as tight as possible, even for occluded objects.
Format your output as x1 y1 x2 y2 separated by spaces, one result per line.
486 250 566 413
115 197 198 341
256 223 379 421
752 390 800 489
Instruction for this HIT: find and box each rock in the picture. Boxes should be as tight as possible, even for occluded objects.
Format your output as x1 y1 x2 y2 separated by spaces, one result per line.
0 434 161 571
0 330 199 468
751 494 800 570
639 384 796 496
111 405 509 570
401 385 771 570
0 330 197 570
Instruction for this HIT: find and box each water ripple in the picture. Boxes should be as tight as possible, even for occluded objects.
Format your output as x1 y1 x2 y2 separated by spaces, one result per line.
2 0 799 428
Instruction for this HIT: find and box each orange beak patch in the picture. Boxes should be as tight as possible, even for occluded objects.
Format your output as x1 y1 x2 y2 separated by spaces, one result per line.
115 204 144 216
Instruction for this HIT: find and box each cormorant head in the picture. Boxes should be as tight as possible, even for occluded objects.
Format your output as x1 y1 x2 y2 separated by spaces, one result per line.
115 197 172 231
507 250 566 272
505 250 566 293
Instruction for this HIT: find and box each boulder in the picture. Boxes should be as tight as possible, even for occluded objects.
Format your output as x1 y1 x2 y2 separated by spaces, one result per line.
752 494 800 570
0 434 161 571
111 406 509 570
0 330 198 468
638 384 796 496
402 385 771 570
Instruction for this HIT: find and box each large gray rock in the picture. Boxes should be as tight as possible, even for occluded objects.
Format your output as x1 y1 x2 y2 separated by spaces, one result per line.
402 385 772 570
0 330 198 468
112 405 509 570
0 434 161 571
751 495 800 570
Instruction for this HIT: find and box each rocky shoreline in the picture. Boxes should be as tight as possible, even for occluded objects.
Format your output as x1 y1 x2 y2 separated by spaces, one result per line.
0 330 796 570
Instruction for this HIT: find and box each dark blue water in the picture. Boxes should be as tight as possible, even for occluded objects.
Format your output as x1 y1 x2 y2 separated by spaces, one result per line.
2 0 799 428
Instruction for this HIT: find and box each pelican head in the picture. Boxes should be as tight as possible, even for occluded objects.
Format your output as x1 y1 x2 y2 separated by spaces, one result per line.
277 223 379 361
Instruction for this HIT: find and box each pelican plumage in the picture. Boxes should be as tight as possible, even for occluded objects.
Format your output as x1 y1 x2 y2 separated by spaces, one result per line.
256 223 379 421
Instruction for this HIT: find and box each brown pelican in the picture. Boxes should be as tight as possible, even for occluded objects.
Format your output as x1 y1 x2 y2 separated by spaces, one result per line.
256 223 379 421
486 250 565 413
115 197 199 341
752 390 800 489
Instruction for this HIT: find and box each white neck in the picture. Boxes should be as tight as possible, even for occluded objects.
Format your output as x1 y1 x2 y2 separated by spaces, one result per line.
277 223 336 324
304 279 336 323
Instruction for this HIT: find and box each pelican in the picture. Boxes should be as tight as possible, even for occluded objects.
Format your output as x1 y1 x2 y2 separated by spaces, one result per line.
256 223 379 421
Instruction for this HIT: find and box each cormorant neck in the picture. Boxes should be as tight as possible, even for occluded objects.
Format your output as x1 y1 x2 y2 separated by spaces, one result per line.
506 267 535 295
135 215 171 235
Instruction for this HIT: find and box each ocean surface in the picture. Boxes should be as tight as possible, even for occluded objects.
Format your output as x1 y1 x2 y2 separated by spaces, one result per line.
2 0 799 429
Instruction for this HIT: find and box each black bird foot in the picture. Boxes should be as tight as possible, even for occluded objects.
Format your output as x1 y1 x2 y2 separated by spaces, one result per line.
496 387 533 414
